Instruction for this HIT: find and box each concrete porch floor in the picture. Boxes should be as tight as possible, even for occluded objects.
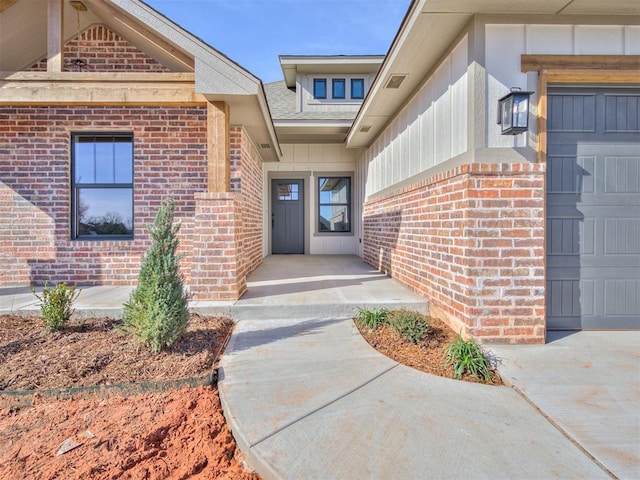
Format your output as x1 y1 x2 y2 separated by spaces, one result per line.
0 255 427 319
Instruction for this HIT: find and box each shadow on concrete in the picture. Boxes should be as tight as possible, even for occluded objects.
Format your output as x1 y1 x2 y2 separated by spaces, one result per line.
241 274 388 301
546 330 580 344
246 255 386 283
221 318 344 358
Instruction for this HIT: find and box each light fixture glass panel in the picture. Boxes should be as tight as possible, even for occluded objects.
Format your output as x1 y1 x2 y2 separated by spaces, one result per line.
513 94 529 128
501 97 513 133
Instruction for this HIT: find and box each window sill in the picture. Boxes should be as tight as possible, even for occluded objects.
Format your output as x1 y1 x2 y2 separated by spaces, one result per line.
73 236 134 241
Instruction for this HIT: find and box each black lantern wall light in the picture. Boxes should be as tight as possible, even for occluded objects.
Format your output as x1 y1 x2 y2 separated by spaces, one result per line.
497 87 533 135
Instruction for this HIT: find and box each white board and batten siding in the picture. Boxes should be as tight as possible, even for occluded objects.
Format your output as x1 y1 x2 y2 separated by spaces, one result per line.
360 35 469 199
485 24 640 149
264 143 360 255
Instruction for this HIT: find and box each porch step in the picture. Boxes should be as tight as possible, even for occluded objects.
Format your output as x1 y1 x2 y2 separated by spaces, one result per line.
192 300 430 322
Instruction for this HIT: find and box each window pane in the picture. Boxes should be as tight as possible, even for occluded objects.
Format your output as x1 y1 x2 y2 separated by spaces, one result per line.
314 79 327 99
318 177 351 232
332 79 345 99
78 188 133 237
319 177 349 203
74 141 94 183
95 139 114 183
114 141 133 183
73 135 133 185
351 79 364 99
319 205 350 232
277 183 299 201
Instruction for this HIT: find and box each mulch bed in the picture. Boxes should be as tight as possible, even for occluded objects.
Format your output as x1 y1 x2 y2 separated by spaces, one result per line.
0 314 231 391
356 314 503 385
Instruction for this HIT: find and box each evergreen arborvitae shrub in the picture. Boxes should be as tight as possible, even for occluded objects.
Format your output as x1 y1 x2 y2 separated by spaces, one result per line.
123 198 189 353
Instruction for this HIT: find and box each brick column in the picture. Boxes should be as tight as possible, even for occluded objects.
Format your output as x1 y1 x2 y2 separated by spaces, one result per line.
190 192 245 301
464 163 546 344
363 162 546 344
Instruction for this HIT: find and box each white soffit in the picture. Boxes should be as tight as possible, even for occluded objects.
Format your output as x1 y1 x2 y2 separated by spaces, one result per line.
347 0 640 148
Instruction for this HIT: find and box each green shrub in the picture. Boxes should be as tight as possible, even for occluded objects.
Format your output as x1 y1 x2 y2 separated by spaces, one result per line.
355 307 389 332
388 310 429 344
122 198 189 353
31 282 80 332
444 334 492 382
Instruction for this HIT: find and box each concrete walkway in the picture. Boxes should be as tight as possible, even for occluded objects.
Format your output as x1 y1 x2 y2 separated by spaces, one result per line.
491 331 640 480
219 317 616 479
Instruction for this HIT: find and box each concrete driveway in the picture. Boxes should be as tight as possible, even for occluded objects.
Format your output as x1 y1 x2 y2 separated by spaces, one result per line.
491 331 640 480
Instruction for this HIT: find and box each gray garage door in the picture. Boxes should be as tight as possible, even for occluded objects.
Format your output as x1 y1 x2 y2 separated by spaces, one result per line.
546 86 640 330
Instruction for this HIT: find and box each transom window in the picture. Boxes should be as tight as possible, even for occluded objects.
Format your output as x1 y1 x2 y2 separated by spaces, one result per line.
332 79 345 99
313 78 327 99
351 78 365 99
71 133 134 239
318 177 351 233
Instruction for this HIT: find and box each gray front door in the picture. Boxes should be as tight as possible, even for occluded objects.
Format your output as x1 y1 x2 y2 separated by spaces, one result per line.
546 87 640 330
272 179 304 254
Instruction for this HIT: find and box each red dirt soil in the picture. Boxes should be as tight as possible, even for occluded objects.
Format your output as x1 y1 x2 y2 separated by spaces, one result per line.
0 385 258 480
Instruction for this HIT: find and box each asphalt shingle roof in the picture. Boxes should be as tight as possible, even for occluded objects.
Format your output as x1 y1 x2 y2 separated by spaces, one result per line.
264 81 357 121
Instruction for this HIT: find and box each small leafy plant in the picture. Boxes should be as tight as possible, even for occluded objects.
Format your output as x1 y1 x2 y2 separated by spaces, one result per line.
444 334 493 383
31 282 80 332
388 310 430 344
355 307 389 332
123 197 189 353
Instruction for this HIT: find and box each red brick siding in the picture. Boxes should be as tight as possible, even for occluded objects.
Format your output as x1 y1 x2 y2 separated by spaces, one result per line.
28 24 170 72
363 163 546 344
190 192 245 301
188 127 264 301
0 106 207 286
230 127 264 280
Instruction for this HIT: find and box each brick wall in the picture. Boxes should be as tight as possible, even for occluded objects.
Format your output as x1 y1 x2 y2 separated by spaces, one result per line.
190 193 245 301
0 106 207 286
230 126 264 280
363 163 546 344
28 24 170 72
188 127 264 301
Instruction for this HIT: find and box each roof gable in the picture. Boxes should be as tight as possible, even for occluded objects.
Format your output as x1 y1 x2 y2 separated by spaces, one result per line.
0 0 281 160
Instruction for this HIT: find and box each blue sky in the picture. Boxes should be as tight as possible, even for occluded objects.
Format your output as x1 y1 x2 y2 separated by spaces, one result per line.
145 0 411 84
